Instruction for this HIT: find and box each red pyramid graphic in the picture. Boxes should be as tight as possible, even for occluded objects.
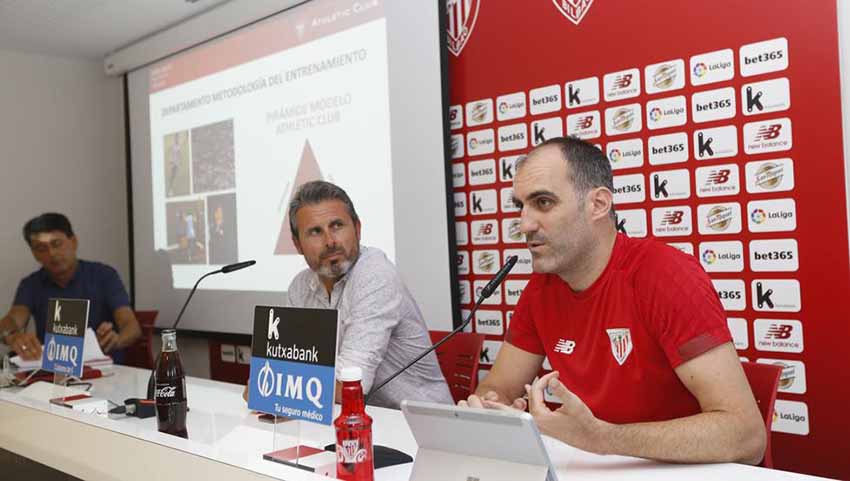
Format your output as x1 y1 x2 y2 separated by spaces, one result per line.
274 140 323 255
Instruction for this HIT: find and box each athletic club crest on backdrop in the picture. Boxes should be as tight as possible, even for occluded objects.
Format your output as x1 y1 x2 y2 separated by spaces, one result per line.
552 0 594 25
447 0 479 57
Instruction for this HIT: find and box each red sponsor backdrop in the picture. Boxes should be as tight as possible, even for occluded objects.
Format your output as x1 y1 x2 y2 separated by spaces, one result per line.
447 1 850 478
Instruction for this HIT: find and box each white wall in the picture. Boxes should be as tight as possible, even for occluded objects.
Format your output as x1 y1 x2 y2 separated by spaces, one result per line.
0 49 127 344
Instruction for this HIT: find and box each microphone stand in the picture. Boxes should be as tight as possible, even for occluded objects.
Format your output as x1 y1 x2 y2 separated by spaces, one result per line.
146 261 255 399
366 256 518 404
365 295 485 404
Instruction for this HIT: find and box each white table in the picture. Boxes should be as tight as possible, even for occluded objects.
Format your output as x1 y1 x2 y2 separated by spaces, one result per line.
0 365 830 481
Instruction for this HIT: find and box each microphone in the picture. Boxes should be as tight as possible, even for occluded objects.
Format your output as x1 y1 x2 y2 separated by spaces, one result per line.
365 255 518 404
479 255 519 298
146 260 256 399
221 260 256 274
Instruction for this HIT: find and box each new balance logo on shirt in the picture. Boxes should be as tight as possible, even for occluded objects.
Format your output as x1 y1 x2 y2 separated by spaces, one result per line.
554 338 576 354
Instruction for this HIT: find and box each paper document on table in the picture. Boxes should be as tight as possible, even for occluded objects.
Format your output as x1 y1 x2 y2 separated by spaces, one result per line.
10 328 113 369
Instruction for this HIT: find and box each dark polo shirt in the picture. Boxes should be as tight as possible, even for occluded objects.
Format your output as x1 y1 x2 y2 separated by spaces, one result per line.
13 260 131 363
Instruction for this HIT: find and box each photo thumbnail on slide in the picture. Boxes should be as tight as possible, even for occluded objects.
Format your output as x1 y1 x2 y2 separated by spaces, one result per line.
207 192 238 265
166 199 207 265
163 130 189 198
191 119 235 194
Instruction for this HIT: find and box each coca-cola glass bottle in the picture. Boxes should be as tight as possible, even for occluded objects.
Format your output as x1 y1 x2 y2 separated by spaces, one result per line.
154 329 188 438
334 367 374 481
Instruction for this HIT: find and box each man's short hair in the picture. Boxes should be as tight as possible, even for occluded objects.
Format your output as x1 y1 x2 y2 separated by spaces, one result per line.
520 136 616 220
23 213 75 245
288 181 360 238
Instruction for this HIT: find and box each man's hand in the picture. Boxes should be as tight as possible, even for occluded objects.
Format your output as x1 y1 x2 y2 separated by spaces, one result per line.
96 322 121 353
526 371 608 453
459 390 527 411
242 384 249 402
7 332 42 361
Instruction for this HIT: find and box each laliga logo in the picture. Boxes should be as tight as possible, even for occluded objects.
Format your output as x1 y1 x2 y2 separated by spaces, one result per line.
46 336 79 367
256 360 324 409
702 249 717 264
649 107 663 122
693 62 707 78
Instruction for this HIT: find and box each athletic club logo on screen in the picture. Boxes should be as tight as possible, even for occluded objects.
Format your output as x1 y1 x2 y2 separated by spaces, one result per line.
552 0 595 25
446 0 480 57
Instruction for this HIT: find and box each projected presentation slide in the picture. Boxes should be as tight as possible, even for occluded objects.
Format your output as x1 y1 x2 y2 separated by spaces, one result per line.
147 1 393 291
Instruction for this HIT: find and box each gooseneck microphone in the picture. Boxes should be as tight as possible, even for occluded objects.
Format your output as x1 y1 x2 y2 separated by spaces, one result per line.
365 255 518 404
147 260 256 398
172 260 256 329
221 260 257 274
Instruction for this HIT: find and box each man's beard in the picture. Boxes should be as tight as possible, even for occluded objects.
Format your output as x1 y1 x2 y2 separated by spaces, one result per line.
317 258 354 279
315 246 358 279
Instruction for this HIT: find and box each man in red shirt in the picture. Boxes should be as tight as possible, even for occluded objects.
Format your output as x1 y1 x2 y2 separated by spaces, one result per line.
462 137 765 465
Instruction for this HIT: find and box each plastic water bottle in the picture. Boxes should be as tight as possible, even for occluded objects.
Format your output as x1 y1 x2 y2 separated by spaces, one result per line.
334 367 374 481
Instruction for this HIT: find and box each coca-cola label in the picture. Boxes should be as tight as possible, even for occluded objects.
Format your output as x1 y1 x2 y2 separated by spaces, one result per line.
156 385 177 398
155 380 185 401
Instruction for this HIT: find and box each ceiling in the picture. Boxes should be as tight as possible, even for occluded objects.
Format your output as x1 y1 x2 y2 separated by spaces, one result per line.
0 0 232 60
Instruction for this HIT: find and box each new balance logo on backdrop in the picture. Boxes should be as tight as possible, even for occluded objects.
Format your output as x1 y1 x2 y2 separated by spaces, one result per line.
613 74 632 89
652 206 692 236
744 118 792 154
696 164 740 197
755 124 782 141
766 324 793 340
755 319 803 354
663 211 684 225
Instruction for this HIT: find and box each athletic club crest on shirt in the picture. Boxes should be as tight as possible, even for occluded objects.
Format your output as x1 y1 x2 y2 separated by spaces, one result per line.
606 328 633 365
447 0 480 57
552 0 594 26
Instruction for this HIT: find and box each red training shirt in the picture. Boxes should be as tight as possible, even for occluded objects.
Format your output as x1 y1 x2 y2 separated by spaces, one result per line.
507 233 732 424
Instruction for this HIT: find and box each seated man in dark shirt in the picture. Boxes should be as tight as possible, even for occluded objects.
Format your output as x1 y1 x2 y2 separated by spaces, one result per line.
0 213 141 363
